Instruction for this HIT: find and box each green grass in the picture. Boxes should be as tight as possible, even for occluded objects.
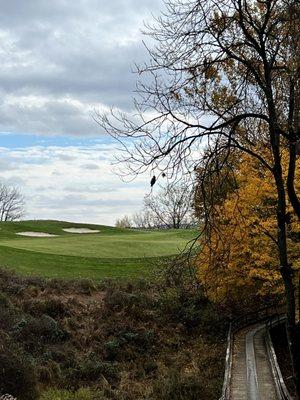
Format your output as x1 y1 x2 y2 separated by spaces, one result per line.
0 220 198 280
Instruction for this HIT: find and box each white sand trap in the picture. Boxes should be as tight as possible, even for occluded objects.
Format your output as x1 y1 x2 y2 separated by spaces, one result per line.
63 228 100 234
16 231 59 237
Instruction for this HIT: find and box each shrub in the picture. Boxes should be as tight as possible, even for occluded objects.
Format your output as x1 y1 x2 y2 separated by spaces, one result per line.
75 279 97 295
197 304 227 337
40 389 73 400
74 389 96 400
0 293 19 331
158 288 205 328
149 370 215 400
0 338 39 400
0 293 13 309
14 315 69 346
40 388 104 400
38 361 61 384
104 339 123 361
120 329 155 351
143 359 158 375
104 289 153 314
23 298 68 318
72 358 119 384
157 285 228 334
0 269 26 296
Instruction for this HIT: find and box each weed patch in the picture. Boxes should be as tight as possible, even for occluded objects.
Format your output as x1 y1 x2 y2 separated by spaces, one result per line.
0 268 227 399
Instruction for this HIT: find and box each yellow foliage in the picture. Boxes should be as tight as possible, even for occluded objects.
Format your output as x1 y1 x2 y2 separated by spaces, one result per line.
196 153 300 307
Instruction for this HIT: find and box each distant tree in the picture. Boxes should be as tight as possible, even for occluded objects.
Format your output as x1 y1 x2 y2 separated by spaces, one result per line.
144 183 194 229
118 184 195 230
132 210 156 229
115 215 132 228
0 185 25 221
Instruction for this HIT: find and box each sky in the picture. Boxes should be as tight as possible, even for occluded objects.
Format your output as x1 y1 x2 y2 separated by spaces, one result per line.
0 0 164 225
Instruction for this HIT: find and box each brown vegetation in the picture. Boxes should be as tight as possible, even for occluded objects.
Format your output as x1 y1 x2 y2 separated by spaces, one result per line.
0 268 227 399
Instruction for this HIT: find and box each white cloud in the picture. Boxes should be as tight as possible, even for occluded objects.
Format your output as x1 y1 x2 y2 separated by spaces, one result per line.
81 163 100 170
0 144 149 225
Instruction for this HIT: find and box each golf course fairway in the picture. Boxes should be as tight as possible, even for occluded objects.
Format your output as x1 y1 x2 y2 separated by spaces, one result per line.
0 220 198 280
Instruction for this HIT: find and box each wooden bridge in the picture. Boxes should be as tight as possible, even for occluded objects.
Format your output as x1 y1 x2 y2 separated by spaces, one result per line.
219 308 294 400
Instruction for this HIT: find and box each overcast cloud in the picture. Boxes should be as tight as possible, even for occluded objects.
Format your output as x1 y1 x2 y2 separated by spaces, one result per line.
0 0 163 136
0 0 164 224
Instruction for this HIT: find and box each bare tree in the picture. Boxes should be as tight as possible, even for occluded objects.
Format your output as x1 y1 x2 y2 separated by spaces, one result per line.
132 209 156 229
0 185 25 222
144 183 194 229
98 0 300 393
115 215 132 228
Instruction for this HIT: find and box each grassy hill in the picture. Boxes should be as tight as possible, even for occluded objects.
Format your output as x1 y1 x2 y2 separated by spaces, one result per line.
0 220 198 280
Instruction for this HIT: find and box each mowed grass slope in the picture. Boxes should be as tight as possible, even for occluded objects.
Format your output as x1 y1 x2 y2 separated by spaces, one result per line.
0 220 197 280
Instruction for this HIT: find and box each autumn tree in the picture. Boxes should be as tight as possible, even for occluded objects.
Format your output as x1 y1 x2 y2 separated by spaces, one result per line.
196 152 300 310
99 0 300 393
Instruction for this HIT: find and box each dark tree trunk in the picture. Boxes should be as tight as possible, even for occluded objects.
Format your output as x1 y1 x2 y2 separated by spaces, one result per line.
287 142 300 221
274 157 300 398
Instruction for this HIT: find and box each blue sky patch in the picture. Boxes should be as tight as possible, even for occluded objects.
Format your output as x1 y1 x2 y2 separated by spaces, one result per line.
0 133 114 149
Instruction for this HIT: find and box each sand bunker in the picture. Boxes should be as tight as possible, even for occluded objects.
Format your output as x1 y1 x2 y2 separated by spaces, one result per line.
16 231 59 237
63 228 100 234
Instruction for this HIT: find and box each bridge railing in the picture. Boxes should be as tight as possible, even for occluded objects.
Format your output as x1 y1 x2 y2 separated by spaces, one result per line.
265 316 295 400
219 322 233 400
219 303 287 400
231 304 286 333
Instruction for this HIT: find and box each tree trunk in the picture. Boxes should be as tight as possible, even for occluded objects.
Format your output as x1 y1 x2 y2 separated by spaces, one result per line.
274 163 300 398
287 142 300 220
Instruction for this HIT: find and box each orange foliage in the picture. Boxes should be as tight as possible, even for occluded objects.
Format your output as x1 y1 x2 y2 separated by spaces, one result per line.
196 153 300 307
